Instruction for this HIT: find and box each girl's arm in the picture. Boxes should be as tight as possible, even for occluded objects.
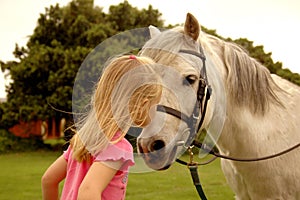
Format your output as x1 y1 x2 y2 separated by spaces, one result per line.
41 155 67 200
77 161 121 200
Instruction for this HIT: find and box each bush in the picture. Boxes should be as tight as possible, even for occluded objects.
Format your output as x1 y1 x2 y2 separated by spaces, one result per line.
0 129 51 153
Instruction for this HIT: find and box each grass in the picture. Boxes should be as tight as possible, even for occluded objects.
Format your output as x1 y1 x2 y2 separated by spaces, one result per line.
0 151 234 200
127 156 234 200
0 151 62 200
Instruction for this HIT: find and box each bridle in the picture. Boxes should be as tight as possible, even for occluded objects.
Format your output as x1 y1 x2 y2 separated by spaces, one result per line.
155 45 211 200
156 46 212 148
155 44 211 199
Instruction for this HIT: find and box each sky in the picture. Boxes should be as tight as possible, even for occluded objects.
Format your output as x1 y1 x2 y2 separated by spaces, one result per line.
0 0 300 98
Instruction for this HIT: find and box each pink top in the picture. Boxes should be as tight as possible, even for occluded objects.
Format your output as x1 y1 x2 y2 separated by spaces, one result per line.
60 136 134 200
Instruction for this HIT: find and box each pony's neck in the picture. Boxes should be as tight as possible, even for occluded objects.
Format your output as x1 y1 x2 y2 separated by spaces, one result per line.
216 108 260 156
216 101 289 158
200 33 283 116
199 34 283 157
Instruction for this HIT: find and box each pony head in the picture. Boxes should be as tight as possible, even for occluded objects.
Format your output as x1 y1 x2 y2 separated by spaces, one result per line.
137 13 225 170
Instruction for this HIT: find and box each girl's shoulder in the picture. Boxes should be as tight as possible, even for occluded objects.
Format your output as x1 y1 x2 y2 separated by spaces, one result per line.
94 136 134 169
110 131 133 152
114 137 133 152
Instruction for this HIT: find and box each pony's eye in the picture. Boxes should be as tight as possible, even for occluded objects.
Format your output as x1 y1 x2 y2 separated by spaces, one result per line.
185 75 197 85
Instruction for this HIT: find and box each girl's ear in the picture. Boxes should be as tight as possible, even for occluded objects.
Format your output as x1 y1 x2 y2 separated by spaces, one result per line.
131 98 151 127
141 98 151 111
142 98 150 105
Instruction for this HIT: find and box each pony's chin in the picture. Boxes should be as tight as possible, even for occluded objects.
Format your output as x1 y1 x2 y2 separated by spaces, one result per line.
148 161 173 171
141 155 174 170
158 164 171 171
142 147 178 170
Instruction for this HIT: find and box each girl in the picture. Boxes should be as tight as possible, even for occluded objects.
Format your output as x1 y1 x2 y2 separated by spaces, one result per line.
41 55 162 200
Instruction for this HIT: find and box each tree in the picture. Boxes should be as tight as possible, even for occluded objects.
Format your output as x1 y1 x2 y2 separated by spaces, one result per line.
0 0 164 130
107 1 163 31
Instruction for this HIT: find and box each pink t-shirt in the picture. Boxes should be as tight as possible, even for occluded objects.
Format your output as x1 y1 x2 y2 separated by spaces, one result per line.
60 136 134 200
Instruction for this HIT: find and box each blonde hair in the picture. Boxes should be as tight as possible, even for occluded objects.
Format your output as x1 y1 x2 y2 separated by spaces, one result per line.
70 55 162 162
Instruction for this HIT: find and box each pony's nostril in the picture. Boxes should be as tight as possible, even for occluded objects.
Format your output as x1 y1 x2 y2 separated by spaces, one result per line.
150 140 165 151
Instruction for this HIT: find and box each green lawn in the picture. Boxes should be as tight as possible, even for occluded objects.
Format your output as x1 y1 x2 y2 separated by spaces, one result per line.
127 157 234 200
0 151 234 200
0 151 62 200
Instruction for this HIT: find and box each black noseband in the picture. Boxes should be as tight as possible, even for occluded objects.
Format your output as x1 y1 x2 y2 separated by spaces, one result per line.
156 104 191 124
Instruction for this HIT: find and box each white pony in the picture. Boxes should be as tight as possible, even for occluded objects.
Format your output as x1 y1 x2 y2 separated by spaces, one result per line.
137 13 300 199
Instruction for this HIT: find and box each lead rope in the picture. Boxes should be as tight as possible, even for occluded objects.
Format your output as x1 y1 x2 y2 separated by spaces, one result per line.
189 166 207 200
183 146 208 200
182 83 210 200
181 83 211 200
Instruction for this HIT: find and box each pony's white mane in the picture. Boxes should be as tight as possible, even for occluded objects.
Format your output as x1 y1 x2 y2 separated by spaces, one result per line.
200 33 283 114
142 27 284 115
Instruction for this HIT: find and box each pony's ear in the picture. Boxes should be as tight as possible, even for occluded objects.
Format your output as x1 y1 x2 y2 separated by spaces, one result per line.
149 25 161 38
184 13 200 41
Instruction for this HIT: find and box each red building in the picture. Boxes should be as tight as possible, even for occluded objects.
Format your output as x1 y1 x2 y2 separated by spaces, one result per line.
9 118 65 139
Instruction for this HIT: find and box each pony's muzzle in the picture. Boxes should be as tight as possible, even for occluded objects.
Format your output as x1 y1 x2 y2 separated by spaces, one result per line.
138 138 172 170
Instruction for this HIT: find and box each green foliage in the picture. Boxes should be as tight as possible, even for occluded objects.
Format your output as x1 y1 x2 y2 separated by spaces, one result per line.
0 0 164 130
0 129 50 153
107 1 163 31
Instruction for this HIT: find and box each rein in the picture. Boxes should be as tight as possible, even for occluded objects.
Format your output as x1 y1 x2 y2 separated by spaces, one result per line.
176 140 300 165
191 140 300 162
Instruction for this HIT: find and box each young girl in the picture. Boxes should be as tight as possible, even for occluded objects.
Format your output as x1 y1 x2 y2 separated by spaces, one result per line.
41 55 162 200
